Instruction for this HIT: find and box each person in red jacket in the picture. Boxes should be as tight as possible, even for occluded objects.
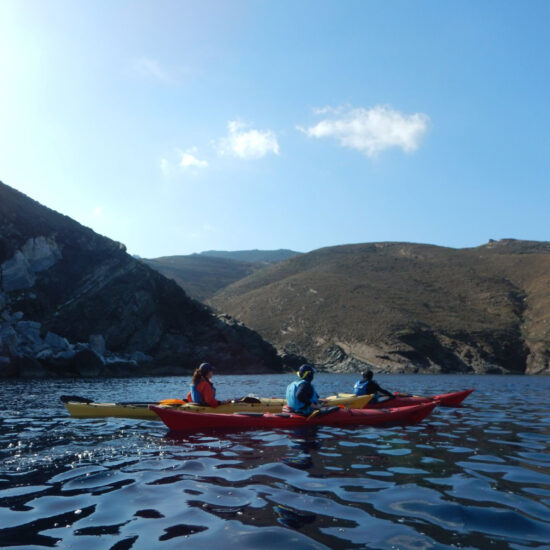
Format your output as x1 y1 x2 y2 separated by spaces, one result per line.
187 363 221 407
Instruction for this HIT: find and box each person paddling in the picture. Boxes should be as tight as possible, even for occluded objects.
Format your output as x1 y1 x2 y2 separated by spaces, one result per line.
353 370 394 403
285 364 322 415
187 363 224 407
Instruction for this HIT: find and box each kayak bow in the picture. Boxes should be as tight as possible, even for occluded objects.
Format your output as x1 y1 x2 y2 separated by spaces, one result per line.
336 388 474 409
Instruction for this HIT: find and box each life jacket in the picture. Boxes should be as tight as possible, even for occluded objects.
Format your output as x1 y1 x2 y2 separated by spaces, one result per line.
285 379 319 414
188 379 216 405
354 379 374 396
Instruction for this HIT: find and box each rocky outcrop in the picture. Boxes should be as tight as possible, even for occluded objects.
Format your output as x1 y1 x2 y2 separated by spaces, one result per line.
312 338 511 375
0 306 152 378
1 236 62 291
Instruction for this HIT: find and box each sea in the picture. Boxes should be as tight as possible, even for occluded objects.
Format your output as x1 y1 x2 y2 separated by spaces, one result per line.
0 374 549 550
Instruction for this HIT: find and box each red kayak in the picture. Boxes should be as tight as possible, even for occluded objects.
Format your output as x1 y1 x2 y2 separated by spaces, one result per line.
149 402 437 432
366 388 474 409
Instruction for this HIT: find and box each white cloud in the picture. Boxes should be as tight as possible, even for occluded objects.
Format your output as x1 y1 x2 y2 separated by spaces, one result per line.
160 148 207 176
180 147 208 168
133 57 171 81
218 120 280 159
92 206 102 217
299 105 430 157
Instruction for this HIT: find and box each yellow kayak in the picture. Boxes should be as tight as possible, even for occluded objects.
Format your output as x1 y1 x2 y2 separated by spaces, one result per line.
61 393 372 420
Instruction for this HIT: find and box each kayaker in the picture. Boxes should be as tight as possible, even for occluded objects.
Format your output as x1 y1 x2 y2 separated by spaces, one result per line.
187 363 224 407
353 370 394 403
285 364 322 415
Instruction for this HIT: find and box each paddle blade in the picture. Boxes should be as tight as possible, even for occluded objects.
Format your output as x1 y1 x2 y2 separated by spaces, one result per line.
158 398 187 406
307 409 320 420
60 395 93 404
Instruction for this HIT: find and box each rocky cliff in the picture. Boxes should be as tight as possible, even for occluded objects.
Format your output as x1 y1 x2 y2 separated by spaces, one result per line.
0 181 283 377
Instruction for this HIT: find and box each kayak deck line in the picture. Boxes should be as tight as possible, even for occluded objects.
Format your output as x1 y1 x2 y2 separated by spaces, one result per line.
60 393 373 419
149 401 438 432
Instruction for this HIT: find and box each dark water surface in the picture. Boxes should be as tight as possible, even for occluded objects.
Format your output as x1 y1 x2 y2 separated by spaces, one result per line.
1 374 549 550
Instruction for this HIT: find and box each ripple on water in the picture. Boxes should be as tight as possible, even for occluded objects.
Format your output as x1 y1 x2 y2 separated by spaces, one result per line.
1 375 549 550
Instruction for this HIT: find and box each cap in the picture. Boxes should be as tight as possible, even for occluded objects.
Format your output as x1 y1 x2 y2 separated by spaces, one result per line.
297 364 315 379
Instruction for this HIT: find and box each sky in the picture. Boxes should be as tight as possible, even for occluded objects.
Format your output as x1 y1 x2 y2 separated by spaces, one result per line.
1 0 549 258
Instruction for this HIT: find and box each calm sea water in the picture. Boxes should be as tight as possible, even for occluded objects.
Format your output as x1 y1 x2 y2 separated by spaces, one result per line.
0 374 549 550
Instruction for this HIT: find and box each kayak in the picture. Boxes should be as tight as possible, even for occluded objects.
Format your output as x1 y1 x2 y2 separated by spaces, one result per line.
337 389 474 409
61 393 373 419
149 402 437 432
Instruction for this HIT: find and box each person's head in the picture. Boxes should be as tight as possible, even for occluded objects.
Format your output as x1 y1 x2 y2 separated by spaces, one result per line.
192 362 214 384
297 364 315 382
362 370 373 381
199 362 214 377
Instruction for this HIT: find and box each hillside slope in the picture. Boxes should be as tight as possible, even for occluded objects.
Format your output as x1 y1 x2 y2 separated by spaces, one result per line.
142 255 262 301
0 181 282 376
199 249 301 263
209 241 550 374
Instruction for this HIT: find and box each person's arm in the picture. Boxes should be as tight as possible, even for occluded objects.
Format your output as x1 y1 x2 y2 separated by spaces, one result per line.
199 381 219 407
374 381 394 398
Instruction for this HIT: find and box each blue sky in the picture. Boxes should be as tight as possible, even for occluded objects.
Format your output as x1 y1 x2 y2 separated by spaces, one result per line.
1 0 549 258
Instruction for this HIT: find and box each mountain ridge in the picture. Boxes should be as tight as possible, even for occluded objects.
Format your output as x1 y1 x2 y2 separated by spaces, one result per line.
198 249 301 263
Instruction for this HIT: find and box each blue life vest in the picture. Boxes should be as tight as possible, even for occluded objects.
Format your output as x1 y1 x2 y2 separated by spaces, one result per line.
286 380 319 414
354 379 374 396
190 380 215 405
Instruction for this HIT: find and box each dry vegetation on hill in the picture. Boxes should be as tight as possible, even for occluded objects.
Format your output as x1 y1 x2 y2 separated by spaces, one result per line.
209 241 550 374
142 255 261 301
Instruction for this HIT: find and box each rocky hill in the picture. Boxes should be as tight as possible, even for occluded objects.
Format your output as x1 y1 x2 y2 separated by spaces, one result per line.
0 181 283 377
209 241 550 375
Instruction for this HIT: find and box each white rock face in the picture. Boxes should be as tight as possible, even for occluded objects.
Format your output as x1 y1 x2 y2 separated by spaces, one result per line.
22 236 62 272
1 236 62 292
1 251 35 291
45 331 71 351
89 334 106 355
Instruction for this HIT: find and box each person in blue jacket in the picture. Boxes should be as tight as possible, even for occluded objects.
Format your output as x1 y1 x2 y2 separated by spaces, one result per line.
354 370 394 402
285 364 321 415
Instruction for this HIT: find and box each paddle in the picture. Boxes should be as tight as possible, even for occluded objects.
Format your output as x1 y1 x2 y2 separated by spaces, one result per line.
60 395 166 406
307 406 341 420
306 409 320 421
60 395 94 404
158 399 187 406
